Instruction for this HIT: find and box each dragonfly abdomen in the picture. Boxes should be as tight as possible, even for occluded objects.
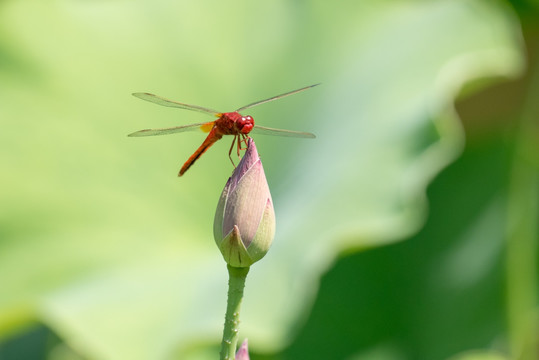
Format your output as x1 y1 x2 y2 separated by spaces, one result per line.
179 129 223 176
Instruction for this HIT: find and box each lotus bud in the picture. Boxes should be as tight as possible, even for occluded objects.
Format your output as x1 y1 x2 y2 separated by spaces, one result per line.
213 138 275 267
235 339 250 360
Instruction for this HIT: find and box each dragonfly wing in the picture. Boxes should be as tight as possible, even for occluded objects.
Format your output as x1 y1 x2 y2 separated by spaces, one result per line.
128 122 215 137
235 83 320 112
132 93 220 116
251 125 316 138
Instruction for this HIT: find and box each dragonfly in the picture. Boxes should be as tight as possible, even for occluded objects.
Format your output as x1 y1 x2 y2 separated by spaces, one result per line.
128 83 318 176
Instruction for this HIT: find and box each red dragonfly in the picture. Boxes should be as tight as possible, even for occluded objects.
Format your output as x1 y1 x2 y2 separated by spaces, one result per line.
129 84 318 176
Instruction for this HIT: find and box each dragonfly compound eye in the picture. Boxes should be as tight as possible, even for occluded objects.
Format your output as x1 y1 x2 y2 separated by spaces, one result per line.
239 116 254 134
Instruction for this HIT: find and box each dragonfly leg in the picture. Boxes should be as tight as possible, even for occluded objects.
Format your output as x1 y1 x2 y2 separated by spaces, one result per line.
238 135 249 152
236 135 241 157
237 134 249 158
228 135 238 167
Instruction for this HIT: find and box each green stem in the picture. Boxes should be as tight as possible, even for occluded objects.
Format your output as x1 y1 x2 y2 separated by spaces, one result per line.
506 53 539 360
220 265 250 360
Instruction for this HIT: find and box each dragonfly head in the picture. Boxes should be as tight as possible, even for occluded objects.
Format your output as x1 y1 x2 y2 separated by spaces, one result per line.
237 115 254 134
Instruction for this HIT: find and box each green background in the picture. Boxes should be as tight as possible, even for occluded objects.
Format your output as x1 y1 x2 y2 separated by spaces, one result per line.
1 1 537 359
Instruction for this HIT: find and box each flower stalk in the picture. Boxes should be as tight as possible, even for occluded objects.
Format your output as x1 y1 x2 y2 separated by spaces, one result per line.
220 265 250 360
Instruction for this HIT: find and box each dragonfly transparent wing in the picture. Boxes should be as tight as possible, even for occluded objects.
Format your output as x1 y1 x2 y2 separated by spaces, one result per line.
235 83 320 112
128 122 214 137
132 93 220 116
250 125 316 138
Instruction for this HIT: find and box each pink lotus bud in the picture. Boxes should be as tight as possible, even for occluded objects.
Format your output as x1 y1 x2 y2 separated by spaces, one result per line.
213 139 275 267
235 339 250 360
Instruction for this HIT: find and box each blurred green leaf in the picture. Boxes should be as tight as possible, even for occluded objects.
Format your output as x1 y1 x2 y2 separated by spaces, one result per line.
281 133 512 360
0 0 525 359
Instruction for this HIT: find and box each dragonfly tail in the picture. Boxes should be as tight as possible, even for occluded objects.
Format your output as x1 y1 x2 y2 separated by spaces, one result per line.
179 131 222 176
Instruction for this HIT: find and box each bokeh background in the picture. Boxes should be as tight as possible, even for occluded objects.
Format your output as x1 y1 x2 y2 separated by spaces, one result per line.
1 1 538 359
